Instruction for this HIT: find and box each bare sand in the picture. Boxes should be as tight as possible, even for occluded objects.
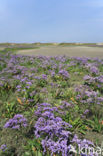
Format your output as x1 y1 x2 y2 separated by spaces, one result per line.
17 46 103 58
0 47 5 51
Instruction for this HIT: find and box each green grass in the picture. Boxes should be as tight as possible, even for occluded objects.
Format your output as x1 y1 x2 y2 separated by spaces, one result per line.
0 47 40 55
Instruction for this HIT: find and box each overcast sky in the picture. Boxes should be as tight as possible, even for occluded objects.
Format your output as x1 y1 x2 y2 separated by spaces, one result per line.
0 0 103 43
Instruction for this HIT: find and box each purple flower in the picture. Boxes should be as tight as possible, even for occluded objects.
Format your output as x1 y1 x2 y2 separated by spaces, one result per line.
51 71 55 77
4 114 27 129
62 101 71 107
58 69 70 79
34 102 95 155
97 97 103 102
42 111 54 118
0 144 7 152
83 75 95 82
83 109 89 115
90 66 99 75
26 81 32 86
16 85 21 89
30 91 36 97
42 74 47 80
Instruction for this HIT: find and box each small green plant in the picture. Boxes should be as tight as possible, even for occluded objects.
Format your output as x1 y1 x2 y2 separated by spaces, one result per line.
5 102 18 118
92 116 103 133
85 116 103 133
36 79 47 87
23 138 43 156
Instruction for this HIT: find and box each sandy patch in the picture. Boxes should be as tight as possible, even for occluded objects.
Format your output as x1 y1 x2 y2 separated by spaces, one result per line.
0 47 5 51
17 46 103 58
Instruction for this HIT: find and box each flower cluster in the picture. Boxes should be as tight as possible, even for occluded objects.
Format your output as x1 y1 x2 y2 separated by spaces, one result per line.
75 85 103 105
84 75 103 91
0 144 7 152
34 103 95 156
4 114 27 129
58 69 70 79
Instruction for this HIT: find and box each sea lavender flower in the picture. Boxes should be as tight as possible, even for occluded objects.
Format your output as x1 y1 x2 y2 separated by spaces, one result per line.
26 81 32 86
4 114 27 129
85 91 98 98
21 77 28 82
58 69 70 79
42 111 54 118
34 105 72 138
34 101 96 155
62 101 71 107
96 75 103 83
83 75 95 83
34 76 41 80
0 144 7 152
30 91 36 97
39 103 51 107
34 103 73 155
43 107 58 112
90 66 99 75
83 109 89 115
97 97 103 102
41 138 69 156
51 71 55 77
42 74 47 80
71 135 97 156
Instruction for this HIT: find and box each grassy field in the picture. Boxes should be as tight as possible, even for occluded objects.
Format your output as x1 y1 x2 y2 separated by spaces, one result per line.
0 45 103 155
